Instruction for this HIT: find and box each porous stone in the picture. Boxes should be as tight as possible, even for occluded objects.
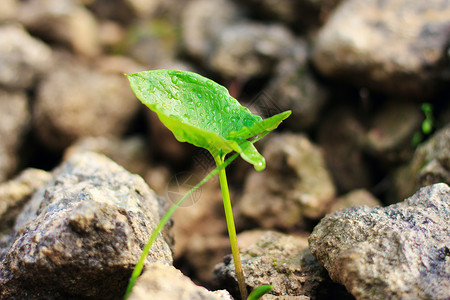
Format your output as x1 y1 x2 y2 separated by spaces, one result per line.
0 152 173 299
309 183 450 300
129 262 233 300
18 0 101 57
313 0 450 98
0 89 30 182
0 24 52 89
0 168 51 234
327 189 381 214
237 133 336 229
33 53 139 151
215 231 352 299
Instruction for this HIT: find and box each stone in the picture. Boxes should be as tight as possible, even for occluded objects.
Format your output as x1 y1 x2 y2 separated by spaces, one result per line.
0 89 30 182
0 0 18 21
0 24 52 90
237 133 336 229
317 107 372 192
18 0 101 57
0 168 51 234
33 53 140 151
365 101 422 164
309 183 450 300
327 189 381 214
0 152 173 299
214 231 353 299
129 262 233 300
313 0 450 98
264 41 328 131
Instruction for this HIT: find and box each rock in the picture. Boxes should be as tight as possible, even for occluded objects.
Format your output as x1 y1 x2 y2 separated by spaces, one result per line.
18 0 101 57
239 0 342 32
182 0 241 61
264 41 328 131
317 107 372 192
0 152 173 299
0 24 52 90
365 101 422 164
65 135 152 177
309 183 450 300
209 22 297 78
33 53 140 151
215 231 353 299
237 133 336 229
0 0 18 21
129 262 233 300
327 189 381 214
0 89 30 182
0 168 51 234
313 0 450 98
411 123 450 188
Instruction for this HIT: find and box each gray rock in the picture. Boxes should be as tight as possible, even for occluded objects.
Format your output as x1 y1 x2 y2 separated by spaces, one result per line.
264 42 328 131
237 133 336 229
365 101 422 163
0 152 173 299
215 231 352 299
317 107 372 192
129 262 232 300
0 24 52 89
33 53 139 150
18 0 100 57
0 168 51 234
313 0 450 98
309 183 450 300
0 89 30 182
327 189 381 215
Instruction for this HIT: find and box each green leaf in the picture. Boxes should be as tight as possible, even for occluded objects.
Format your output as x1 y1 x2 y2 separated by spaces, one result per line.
247 285 273 300
126 69 290 170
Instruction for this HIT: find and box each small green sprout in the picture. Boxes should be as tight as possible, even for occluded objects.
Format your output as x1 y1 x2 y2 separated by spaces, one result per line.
412 102 434 146
124 69 290 300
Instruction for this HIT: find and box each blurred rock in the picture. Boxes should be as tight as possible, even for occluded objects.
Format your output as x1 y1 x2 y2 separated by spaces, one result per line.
0 24 52 90
239 0 342 32
65 135 152 177
0 90 30 182
18 0 100 57
411 123 450 187
33 53 139 151
215 231 353 299
209 22 297 78
317 107 372 192
313 0 450 98
237 133 336 229
265 41 328 131
182 0 241 61
0 168 51 234
327 189 381 214
129 262 232 300
0 0 18 22
0 152 173 299
365 101 422 164
309 183 450 300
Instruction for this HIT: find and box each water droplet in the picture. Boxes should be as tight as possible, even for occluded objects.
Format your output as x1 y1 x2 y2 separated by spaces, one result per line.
218 93 224 100
196 102 202 107
171 75 179 84
206 80 213 87
255 161 265 171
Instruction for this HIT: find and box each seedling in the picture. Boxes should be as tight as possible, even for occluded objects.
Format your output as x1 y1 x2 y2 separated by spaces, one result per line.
412 102 434 146
124 70 290 299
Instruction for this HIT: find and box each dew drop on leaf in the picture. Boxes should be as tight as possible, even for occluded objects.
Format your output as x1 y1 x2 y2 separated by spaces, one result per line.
171 75 179 84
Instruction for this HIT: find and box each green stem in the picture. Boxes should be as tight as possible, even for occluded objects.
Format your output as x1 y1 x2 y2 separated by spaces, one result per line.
124 152 240 300
215 154 248 300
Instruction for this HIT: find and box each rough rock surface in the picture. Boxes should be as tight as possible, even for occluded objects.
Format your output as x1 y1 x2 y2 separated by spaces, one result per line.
313 0 450 97
237 133 336 229
0 89 30 182
0 168 51 234
0 152 173 299
129 262 232 300
0 24 52 89
33 54 139 150
215 231 353 299
309 183 450 300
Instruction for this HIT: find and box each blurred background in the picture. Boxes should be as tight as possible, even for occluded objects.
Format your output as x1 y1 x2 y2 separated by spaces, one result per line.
0 0 449 290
